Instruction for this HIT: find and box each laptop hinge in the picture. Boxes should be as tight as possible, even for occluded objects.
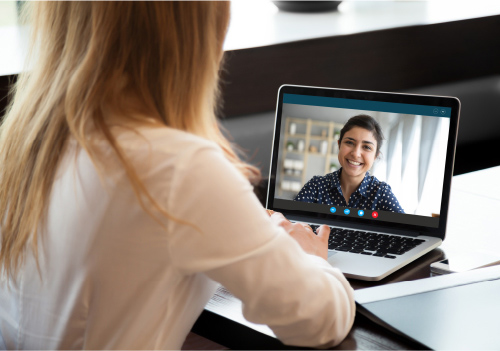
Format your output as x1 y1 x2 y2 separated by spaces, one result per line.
285 214 421 237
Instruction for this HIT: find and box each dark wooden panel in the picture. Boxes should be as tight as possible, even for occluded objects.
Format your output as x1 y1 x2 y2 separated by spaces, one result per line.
0 74 16 120
455 139 500 175
220 15 500 117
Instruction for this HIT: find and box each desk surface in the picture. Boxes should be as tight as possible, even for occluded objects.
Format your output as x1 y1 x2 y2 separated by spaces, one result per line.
187 166 500 350
3 2 500 76
225 1 500 51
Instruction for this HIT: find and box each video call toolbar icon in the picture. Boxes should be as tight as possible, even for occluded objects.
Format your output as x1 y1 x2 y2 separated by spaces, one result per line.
344 209 350 215
372 211 379 219
330 207 336 213
358 210 364 216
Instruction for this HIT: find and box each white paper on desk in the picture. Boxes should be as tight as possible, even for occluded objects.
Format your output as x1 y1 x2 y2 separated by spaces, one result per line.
355 264 500 304
206 285 276 337
443 250 500 272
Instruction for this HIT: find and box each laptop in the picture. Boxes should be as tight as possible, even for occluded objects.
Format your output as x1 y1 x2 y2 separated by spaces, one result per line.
266 85 460 281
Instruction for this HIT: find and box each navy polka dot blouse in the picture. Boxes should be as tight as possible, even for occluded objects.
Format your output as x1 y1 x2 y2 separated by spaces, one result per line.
293 168 405 213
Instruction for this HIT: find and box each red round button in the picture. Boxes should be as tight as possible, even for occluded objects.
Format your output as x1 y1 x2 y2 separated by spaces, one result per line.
372 211 379 219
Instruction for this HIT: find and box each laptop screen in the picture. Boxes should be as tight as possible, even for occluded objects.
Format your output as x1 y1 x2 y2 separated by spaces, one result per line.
267 85 460 237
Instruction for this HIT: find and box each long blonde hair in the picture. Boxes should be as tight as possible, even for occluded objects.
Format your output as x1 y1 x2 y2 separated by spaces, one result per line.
0 2 260 278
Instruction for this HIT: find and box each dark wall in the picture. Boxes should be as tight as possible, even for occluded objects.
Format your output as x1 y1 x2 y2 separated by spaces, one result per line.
218 15 500 118
0 75 15 119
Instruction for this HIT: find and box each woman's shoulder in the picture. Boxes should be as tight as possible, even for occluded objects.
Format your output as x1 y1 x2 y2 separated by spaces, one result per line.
366 173 393 191
113 124 219 156
94 124 224 181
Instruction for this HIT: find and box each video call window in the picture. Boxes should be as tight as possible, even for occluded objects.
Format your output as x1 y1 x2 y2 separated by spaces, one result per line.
275 102 450 219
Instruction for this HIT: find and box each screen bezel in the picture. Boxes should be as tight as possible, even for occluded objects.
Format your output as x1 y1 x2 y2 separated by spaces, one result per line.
266 84 460 240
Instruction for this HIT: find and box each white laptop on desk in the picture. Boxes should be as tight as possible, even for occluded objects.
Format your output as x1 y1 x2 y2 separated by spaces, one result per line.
266 85 460 281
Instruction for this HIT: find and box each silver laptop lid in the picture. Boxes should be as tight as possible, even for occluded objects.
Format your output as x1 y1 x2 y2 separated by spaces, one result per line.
266 85 460 240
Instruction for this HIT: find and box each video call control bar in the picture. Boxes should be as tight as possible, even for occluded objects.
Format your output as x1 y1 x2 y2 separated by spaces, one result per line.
272 198 439 228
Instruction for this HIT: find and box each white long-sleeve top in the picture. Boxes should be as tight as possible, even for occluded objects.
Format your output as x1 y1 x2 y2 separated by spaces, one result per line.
0 125 355 350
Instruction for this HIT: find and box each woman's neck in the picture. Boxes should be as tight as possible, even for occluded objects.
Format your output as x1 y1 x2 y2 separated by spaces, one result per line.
339 170 365 204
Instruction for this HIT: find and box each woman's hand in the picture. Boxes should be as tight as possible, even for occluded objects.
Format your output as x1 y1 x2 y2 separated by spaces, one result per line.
267 210 330 260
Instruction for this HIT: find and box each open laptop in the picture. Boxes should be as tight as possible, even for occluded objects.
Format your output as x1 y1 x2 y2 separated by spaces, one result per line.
266 85 460 281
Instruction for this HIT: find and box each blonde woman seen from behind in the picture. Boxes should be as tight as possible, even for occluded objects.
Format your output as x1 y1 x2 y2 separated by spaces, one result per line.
0 2 354 349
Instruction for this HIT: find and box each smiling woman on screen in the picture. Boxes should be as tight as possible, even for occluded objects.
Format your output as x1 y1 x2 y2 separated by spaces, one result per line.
295 115 405 213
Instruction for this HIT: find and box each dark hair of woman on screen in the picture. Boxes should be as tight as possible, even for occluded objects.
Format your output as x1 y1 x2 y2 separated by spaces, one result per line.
295 115 405 213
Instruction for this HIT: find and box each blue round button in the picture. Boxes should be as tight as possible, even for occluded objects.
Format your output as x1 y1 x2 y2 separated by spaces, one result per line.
330 207 336 213
358 210 364 216
344 208 350 215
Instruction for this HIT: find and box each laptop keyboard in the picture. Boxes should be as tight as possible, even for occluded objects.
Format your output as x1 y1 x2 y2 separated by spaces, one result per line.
309 225 425 259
